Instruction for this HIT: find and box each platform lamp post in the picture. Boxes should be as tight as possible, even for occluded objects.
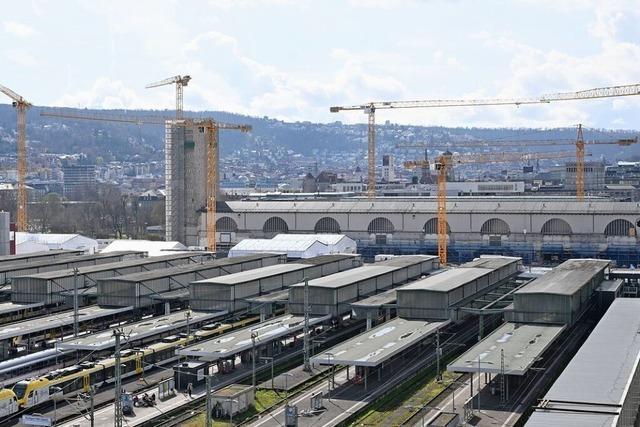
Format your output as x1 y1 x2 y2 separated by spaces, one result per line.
260 356 275 389
303 276 312 372
73 267 79 338
185 308 192 342
325 352 334 401
283 372 294 402
251 332 258 389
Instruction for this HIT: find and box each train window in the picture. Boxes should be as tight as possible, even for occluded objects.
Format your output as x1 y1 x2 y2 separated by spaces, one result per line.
12 382 28 399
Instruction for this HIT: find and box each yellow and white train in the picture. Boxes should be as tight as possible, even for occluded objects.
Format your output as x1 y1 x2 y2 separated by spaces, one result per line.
0 314 259 417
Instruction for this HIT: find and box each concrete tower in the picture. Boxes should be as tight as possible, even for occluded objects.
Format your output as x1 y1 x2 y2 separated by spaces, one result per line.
165 124 211 246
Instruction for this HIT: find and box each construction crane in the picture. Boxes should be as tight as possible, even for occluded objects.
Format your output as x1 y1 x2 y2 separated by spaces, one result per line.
40 110 251 251
405 150 584 265
397 128 637 201
0 84 31 231
145 75 191 119
330 83 640 199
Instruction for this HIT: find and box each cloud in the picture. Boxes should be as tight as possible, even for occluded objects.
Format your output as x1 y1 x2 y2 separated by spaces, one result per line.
209 0 299 9
5 50 38 67
2 20 38 37
53 78 148 109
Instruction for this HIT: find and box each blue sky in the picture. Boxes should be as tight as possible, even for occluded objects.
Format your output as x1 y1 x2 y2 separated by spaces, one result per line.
2 0 639 129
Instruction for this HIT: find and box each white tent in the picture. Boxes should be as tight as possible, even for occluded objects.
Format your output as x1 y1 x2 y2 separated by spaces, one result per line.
229 234 356 259
271 234 356 254
100 239 188 257
228 238 328 259
15 232 99 254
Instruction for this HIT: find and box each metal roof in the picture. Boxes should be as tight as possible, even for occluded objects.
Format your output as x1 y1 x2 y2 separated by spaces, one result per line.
177 314 330 359
597 279 623 293
311 317 449 367
399 267 492 292
57 310 225 351
459 256 521 270
293 254 358 265
0 251 143 273
350 288 397 308
0 305 132 341
289 265 397 289
525 412 615 427
226 198 640 215
448 322 565 376
147 289 190 301
271 234 353 246
0 301 45 315
18 252 206 280
376 255 438 267
515 259 610 296
538 299 640 407
192 263 310 286
610 268 640 279
95 253 282 283
244 289 290 304
0 250 83 265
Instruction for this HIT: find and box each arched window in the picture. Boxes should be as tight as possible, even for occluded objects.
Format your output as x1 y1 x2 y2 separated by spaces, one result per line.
314 217 341 234
541 218 572 235
604 219 636 237
424 218 450 234
263 217 289 234
480 218 510 235
367 217 394 234
216 217 238 232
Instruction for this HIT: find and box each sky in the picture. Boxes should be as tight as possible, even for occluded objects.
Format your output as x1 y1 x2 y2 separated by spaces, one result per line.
2 0 640 129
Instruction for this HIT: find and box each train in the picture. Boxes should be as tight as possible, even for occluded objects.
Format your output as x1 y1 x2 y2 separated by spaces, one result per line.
0 314 260 417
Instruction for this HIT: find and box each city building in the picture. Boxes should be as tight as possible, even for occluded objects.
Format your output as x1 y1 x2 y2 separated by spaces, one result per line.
165 124 211 247
382 154 395 182
212 197 640 266
62 165 96 200
564 160 605 191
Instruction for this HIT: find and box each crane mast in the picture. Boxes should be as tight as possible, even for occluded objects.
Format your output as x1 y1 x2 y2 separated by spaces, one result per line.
407 150 582 264
399 131 637 201
331 83 640 199
576 124 585 201
0 84 31 231
146 75 191 119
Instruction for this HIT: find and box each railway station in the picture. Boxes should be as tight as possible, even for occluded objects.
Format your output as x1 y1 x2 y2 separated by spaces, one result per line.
0 305 133 359
311 317 449 389
189 254 361 312
96 253 283 308
57 309 226 352
526 298 640 427
11 251 212 304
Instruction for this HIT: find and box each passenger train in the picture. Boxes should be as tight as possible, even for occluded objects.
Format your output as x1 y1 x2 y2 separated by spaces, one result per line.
0 314 260 417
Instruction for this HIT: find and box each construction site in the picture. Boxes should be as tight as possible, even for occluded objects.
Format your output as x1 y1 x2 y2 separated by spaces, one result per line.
0 57 640 427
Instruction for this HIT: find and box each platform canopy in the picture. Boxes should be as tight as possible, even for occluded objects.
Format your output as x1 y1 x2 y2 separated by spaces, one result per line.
177 313 331 360
311 317 449 367
448 322 565 376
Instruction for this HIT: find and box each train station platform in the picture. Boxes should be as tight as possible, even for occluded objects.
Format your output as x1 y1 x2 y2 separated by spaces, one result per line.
0 301 44 316
311 317 449 367
177 313 331 360
448 322 565 376
58 309 226 351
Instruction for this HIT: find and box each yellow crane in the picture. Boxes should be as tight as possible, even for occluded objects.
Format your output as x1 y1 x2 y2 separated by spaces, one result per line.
40 110 251 252
330 83 640 199
0 84 31 231
145 75 191 119
405 150 585 265
398 128 637 200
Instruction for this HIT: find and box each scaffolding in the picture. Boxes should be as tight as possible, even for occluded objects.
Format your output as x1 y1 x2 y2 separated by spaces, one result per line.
356 239 640 267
